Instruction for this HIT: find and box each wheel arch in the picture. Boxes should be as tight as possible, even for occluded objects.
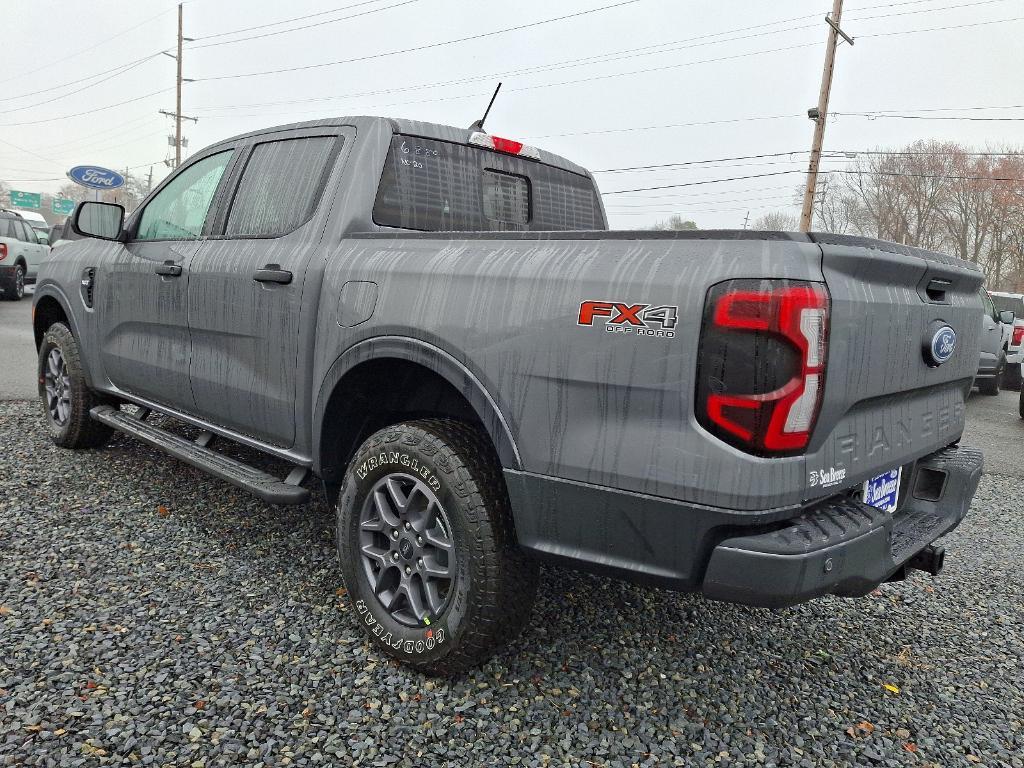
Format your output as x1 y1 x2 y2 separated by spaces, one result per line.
314 337 521 494
32 288 78 350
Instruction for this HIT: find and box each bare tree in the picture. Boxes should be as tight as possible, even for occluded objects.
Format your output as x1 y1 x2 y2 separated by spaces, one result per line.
650 215 699 231
752 210 799 231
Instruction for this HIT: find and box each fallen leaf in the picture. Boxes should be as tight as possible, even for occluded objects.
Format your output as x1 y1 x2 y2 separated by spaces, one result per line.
335 587 347 597
966 756 981 764
883 683 901 694
0 605 11 616
903 743 918 753
53 729 66 737
453 714 464 723
157 505 169 517
24 724 42 733
85 681 97 690
856 721 875 734
195 700 206 710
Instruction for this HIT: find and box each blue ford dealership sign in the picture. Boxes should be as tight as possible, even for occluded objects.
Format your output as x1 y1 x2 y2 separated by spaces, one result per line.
67 165 125 190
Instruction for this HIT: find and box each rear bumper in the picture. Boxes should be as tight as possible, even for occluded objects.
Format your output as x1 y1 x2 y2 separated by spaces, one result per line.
702 445 982 607
506 444 982 607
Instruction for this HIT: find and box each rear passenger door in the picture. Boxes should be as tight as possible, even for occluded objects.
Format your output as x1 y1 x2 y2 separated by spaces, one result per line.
187 127 348 446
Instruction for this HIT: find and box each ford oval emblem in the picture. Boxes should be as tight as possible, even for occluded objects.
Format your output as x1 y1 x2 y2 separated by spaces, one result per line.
67 165 125 190
929 325 957 366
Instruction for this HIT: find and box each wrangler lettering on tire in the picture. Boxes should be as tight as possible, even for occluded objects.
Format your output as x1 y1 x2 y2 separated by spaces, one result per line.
336 419 538 675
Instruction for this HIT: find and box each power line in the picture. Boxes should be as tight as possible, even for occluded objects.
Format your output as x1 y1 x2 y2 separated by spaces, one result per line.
0 5 173 86
187 0 419 50
196 0 643 82
835 111 1024 121
603 168 1024 195
0 50 166 104
190 0 394 41
0 88 173 128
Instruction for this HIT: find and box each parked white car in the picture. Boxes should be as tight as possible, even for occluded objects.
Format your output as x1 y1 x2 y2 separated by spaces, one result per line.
990 291 1024 388
0 209 50 300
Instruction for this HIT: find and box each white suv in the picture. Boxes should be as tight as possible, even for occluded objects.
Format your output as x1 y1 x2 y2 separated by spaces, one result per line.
991 291 1024 389
0 209 50 301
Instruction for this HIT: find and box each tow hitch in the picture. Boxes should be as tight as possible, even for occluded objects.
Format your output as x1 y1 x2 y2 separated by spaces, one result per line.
907 544 945 577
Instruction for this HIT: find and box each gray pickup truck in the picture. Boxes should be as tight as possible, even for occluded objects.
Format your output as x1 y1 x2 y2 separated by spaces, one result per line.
33 116 984 674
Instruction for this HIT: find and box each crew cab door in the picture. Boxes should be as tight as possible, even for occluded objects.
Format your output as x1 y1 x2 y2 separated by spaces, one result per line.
980 290 1003 363
96 148 237 408
186 127 347 446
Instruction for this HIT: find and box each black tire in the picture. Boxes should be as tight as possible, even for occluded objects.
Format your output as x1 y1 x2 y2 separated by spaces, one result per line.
38 323 115 449
1019 386 1024 419
979 354 1005 396
1005 362 1022 391
336 419 538 675
1 263 26 301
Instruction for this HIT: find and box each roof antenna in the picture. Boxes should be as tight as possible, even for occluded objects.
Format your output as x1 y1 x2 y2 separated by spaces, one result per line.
468 82 502 132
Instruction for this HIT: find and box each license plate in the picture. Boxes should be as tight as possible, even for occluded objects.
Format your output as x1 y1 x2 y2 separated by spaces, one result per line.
863 467 902 512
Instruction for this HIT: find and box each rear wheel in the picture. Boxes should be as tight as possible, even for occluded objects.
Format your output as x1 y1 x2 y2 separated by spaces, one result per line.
1 263 25 301
336 419 538 675
38 323 115 448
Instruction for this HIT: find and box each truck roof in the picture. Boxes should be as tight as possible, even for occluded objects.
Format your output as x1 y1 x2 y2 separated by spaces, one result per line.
203 115 593 178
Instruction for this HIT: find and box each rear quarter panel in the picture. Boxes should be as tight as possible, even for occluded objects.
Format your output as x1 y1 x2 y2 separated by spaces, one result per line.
314 232 825 511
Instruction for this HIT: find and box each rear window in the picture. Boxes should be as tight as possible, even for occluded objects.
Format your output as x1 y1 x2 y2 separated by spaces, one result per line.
372 135 605 232
992 294 1024 314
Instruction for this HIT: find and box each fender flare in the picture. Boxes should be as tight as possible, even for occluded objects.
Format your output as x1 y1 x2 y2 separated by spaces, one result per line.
313 336 522 473
32 284 84 346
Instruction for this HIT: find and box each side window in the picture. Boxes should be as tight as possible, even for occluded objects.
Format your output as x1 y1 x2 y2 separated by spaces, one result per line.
16 221 34 242
225 136 337 237
983 292 996 320
136 150 233 241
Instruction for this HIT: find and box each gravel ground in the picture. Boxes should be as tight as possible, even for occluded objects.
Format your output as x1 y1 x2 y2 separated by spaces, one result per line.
1 396 1022 767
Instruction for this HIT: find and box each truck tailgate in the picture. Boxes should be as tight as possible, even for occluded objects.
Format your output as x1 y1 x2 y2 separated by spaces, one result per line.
805 234 984 499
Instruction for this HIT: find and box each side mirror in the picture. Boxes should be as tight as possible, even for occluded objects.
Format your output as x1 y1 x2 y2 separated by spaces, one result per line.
72 201 125 241
999 309 1015 325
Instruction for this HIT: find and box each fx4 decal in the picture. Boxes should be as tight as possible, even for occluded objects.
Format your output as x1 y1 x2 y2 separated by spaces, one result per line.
577 300 679 338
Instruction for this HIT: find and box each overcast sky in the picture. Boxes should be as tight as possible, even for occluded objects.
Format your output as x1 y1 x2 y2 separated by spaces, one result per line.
2 0 1022 229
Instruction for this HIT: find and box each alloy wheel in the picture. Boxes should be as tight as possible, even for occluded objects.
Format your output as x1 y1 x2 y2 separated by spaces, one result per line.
44 348 71 426
358 473 455 627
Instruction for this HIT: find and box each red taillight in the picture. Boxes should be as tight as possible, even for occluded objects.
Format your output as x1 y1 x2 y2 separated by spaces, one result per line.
696 279 829 455
1013 326 1024 346
468 131 541 160
0 242 7 261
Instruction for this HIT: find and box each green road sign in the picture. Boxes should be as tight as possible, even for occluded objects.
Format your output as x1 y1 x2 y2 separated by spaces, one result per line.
52 198 75 216
9 190 41 210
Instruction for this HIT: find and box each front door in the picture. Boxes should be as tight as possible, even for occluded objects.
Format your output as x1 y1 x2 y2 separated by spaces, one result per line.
96 149 236 409
187 129 345 446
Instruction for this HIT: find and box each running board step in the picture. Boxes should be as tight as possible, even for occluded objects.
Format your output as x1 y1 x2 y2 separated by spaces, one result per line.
90 405 310 505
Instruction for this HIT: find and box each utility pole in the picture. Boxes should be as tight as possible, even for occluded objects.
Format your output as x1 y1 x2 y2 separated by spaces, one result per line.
742 210 750 230
175 3 183 169
160 3 197 169
147 166 154 195
799 0 853 232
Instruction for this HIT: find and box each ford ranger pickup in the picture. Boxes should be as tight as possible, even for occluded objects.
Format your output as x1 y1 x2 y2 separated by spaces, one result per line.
32 116 984 674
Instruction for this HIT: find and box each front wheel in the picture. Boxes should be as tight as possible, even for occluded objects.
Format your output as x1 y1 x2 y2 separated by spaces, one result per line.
1 264 25 301
38 323 115 448
336 419 538 675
